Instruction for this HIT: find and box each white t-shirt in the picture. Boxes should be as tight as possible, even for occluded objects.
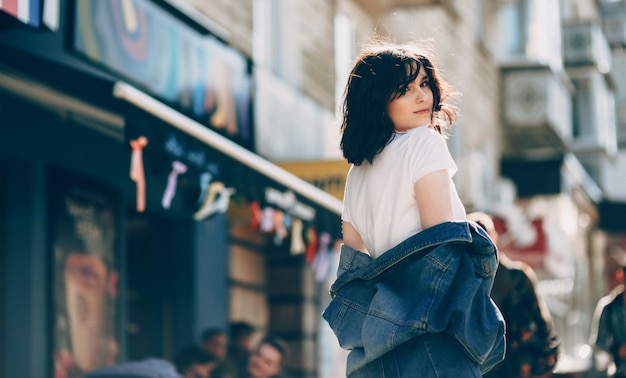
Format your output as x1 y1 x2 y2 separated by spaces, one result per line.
342 126 466 258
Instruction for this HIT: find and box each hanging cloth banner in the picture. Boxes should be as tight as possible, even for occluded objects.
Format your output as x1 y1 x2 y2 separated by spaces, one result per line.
116 82 342 236
265 187 315 222
125 110 223 215
0 0 41 27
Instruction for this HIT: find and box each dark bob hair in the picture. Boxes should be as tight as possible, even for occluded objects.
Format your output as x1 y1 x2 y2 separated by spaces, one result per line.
339 43 458 165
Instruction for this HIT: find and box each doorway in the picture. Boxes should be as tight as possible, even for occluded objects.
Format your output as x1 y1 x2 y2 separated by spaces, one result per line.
125 213 183 361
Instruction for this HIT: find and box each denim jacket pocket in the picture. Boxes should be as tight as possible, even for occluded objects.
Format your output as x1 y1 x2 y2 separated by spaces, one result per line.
471 249 497 279
468 226 498 279
468 235 498 279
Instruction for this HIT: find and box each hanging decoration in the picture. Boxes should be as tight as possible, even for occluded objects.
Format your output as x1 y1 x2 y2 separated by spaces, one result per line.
312 232 332 282
290 218 305 255
196 172 213 207
305 226 319 264
161 161 188 209
124 111 342 268
260 207 275 233
248 201 263 230
194 181 236 221
129 136 148 212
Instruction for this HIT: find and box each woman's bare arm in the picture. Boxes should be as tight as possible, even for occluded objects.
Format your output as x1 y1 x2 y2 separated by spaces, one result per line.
414 169 454 229
342 220 369 255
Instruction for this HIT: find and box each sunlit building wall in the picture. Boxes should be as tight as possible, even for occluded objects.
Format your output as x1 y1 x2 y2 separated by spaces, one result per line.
182 0 626 376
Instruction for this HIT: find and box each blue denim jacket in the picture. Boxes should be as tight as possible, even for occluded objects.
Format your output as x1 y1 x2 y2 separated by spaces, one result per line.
322 221 506 375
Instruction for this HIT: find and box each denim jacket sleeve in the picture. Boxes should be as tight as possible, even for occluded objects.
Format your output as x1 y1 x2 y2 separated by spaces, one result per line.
322 221 506 375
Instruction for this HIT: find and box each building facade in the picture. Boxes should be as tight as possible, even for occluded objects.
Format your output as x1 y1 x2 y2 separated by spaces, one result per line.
2 0 626 377
0 1 341 377
206 0 625 375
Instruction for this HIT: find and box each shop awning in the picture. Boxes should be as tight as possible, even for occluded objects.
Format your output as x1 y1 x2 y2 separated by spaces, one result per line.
112 81 343 216
0 63 124 140
0 57 342 235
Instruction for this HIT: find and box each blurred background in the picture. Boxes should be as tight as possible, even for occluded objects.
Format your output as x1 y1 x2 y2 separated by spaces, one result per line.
1 0 625 377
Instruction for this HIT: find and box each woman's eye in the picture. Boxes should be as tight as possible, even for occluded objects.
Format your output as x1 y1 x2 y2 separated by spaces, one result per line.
420 81 429 88
395 86 409 96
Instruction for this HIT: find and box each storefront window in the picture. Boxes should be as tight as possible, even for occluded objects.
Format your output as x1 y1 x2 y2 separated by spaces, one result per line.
125 214 177 360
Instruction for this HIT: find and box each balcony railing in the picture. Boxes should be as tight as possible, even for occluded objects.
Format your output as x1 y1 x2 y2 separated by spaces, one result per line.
501 65 573 156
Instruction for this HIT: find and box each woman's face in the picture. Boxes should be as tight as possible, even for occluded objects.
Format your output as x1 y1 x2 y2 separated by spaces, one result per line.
247 343 282 378
387 66 433 132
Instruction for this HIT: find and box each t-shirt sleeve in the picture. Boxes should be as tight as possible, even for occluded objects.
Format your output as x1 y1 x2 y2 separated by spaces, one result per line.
341 203 352 223
341 167 353 224
409 129 457 184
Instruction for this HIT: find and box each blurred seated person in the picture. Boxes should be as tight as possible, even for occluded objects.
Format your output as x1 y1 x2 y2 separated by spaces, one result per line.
215 321 254 378
245 335 289 378
200 328 228 365
468 211 559 378
174 344 217 378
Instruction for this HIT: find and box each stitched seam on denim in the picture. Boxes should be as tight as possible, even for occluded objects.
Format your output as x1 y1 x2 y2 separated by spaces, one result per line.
339 245 372 271
361 240 464 280
331 243 459 293
423 262 448 325
423 253 451 271
395 226 471 253
331 301 348 328
358 222 473 280
347 249 359 270
449 329 486 364
422 336 440 378
387 332 399 378
331 296 428 328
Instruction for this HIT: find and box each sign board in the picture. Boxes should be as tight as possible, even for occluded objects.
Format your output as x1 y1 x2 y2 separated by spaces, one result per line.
277 160 350 201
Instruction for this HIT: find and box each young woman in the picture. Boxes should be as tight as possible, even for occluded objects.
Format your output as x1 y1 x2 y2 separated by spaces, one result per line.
323 43 505 377
340 42 463 259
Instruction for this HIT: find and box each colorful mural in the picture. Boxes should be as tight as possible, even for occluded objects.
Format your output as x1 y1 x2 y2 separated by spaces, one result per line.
73 0 253 148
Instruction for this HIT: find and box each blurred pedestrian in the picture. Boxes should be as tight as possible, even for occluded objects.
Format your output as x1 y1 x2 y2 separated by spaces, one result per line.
245 335 289 378
590 266 626 378
200 328 228 366
174 344 217 378
468 211 559 378
214 321 254 378
228 321 254 360
323 41 505 377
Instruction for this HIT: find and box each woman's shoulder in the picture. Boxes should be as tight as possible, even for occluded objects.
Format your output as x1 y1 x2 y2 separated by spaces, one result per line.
400 126 450 160
404 126 447 147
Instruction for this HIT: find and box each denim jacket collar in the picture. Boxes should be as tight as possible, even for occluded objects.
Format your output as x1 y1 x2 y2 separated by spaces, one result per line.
332 221 493 291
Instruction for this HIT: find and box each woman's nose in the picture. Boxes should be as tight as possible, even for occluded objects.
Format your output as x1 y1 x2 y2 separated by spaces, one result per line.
415 88 426 102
